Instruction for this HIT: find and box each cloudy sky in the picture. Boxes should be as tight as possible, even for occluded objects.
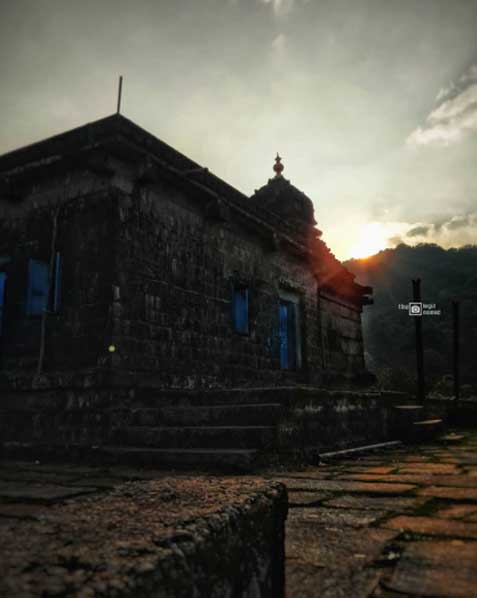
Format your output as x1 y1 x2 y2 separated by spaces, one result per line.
1 0 477 259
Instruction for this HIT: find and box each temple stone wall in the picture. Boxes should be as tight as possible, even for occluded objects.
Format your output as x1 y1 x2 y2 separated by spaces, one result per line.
110 181 328 388
0 184 116 373
319 292 365 381
0 176 369 387
0 116 370 389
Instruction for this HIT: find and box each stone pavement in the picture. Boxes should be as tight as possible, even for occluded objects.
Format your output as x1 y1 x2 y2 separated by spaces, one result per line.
267 431 477 598
1 433 477 597
0 463 286 598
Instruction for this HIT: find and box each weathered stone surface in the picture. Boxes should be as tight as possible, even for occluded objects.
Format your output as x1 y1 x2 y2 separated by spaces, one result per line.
286 523 396 567
436 504 477 520
362 466 398 474
384 515 477 539
385 541 477 598
288 507 385 527
287 490 333 506
0 477 287 598
339 472 477 488
274 431 477 598
397 462 460 474
286 524 395 598
0 482 98 503
0 503 48 520
286 562 382 598
0 469 81 485
3 430 477 597
418 486 477 500
323 494 427 512
274 476 416 495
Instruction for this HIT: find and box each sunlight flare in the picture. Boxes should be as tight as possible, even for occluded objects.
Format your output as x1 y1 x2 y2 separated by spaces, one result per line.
349 222 389 259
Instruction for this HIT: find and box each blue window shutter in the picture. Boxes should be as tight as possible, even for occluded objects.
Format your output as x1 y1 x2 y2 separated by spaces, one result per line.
0 272 6 336
53 252 62 312
26 259 49 315
233 287 249 334
279 302 288 368
287 303 297 369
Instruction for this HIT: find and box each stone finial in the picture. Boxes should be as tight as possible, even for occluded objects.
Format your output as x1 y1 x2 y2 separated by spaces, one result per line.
273 153 284 177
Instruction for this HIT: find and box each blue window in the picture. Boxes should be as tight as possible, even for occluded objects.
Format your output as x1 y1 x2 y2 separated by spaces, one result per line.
26 259 49 316
233 286 249 334
26 254 62 316
53 252 62 312
279 302 289 369
0 272 6 336
279 300 298 370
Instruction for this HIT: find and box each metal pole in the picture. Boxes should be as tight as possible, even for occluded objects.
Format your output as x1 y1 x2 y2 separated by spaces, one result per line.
452 300 460 403
412 278 425 402
117 76 123 114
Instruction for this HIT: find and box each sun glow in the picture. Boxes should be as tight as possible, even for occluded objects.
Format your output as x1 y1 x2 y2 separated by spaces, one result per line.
349 222 388 259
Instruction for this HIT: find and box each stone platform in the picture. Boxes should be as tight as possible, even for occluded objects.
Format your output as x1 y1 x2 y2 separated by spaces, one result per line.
1 384 414 469
0 465 287 598
3 431 477 598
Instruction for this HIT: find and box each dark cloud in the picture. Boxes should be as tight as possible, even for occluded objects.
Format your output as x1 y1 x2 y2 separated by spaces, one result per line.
433 218 449 232
408 63 477 146
425 213 476 232
446 215 472 230
389 236 403 246
407 225 430 237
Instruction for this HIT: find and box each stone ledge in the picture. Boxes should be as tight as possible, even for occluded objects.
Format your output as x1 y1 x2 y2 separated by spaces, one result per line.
0 476 287 598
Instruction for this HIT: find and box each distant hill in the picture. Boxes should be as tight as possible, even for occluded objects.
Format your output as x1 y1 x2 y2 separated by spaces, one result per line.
344 243 477 393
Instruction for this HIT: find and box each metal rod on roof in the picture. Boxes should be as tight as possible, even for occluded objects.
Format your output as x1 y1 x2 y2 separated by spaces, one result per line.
117 76 123 114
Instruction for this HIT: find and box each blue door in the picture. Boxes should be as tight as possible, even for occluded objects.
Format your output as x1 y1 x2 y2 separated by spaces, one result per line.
0 272 6 336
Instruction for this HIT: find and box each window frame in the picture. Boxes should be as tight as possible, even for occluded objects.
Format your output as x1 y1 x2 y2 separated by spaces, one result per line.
278 289 303 370
26 254 62 317
232 284 250 335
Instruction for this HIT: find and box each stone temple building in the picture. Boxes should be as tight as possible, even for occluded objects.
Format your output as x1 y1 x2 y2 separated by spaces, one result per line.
0 114 375 467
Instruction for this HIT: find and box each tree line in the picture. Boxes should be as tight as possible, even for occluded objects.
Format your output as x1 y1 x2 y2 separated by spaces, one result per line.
345 243 477 396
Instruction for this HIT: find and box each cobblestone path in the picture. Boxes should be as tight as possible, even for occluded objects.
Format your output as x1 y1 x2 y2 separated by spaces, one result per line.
269 431 477 598
1 433 477 597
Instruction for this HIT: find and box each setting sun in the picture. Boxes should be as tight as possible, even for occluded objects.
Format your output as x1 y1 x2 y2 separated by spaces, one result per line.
349 222 388 259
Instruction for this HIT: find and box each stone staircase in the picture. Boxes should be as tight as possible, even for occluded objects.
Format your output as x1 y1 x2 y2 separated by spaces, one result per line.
390 404 444 442
1 387 449 470
102 398 283 470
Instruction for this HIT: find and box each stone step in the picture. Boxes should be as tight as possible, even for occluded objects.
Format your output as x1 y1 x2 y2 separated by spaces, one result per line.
408 418 444 443
134 388 290 408
413 418 444 429
122 425 276 450
0 410 37 443
100 446 258 470
133 386 387 409
389 405 425 440
439 432 465 443
130 403 282 427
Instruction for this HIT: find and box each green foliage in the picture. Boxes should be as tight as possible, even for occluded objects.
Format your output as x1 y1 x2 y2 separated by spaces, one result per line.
345 244 477 392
